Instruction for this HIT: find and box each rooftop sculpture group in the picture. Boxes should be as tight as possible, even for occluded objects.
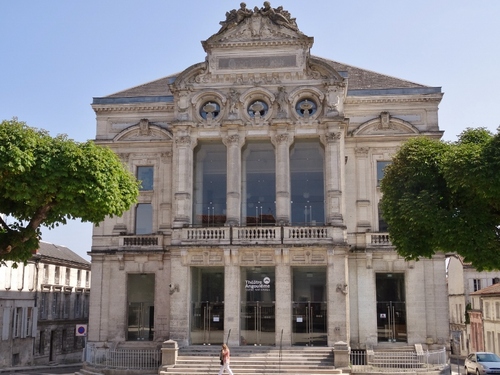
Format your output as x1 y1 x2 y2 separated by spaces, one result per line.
218 2 298 34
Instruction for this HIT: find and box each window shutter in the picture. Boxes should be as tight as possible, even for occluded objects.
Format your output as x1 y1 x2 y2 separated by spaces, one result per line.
20 307 27 339
2 307 11 341
31 308 38 338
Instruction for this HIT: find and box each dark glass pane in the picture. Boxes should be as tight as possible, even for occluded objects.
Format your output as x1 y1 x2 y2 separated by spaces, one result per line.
136 203 153 234
290 140 325 225
193 142 227 226
137 166 154 191
242 142 276 226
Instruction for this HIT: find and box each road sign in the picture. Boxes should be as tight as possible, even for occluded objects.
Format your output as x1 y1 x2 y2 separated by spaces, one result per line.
76 324 87 337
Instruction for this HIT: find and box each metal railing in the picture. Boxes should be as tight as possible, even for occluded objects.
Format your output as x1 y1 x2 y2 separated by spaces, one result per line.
350 348 448 373
85 344 161 370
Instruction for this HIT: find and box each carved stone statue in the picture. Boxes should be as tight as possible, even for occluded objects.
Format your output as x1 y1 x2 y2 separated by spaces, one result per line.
218 2 298 34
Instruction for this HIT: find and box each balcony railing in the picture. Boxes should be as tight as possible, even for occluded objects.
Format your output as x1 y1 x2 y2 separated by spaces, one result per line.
181 225 336 245
119 235 163 250
366 232 391 246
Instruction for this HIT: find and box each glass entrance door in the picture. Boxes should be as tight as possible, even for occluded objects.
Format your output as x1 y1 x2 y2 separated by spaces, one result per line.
292 267 327 346
240 302 275 346
240 267 275 346
376 273 407 342
191 268 224 345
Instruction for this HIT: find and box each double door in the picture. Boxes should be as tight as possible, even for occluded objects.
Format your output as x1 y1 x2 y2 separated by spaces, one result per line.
292 301 327 346
240 301 275 345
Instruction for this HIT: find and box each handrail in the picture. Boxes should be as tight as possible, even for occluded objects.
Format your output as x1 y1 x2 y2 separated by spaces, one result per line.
279 328 283 373
226 328 231 344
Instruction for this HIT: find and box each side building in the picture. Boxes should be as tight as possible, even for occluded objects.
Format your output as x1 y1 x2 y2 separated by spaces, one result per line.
88 1 449 357
0 241 90 368
448 255 500 356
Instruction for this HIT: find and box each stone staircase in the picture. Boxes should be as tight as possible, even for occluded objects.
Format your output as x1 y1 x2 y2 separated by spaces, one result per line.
159 346 344 375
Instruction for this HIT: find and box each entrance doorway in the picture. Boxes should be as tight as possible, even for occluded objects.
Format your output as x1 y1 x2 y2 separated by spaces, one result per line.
240 267 275 346
127 274 155 341
292 267 327 346
376 273 407 342
191 267 224 345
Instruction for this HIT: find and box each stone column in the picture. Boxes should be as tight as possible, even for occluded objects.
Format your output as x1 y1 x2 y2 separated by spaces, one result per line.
223 133 243 226
327 247 350 346
224 248 240 347
172 128 196 228
272 133 293 225
275 248 292 346
321 125 346 242
355 147 371 232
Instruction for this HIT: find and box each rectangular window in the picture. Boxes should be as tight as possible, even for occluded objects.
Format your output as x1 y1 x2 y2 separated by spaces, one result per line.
40 293 49 319
52 293 60 319
43 265 49 284
77 270 81 287
39 330 45 355
83 294 89 318
65 268 70 286
61 329 67 353
54 266 60 285
85 271 90 288
127 274 155 341
13 307 22 338
75 294 82 318
485 302 491 319
474 279 482 292
135 203 153 234
377 161 392 186
137 166 154 191
26 307 33 337
378 201 389 232
63 293 70 319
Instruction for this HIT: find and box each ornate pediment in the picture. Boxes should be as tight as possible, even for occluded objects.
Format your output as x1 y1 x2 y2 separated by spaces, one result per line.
114 119 173 142
351 112 420 136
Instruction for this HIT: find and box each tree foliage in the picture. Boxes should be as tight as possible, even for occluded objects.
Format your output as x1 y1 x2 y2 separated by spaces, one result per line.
0 119 139 263
380 127 500 271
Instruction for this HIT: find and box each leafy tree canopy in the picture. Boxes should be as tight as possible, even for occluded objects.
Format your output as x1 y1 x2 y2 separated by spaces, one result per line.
0 119 139 264
380 127 500 271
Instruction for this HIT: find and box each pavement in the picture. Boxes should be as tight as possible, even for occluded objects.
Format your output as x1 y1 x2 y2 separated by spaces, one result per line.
0 363 81 375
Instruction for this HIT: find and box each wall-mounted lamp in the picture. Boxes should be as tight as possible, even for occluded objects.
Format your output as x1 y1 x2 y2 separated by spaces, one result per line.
169 283 179 295
336 283 348 295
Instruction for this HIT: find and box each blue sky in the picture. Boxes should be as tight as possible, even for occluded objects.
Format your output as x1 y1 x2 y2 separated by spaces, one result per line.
1 1 499 261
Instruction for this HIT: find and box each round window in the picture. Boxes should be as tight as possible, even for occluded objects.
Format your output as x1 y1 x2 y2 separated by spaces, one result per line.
295 99 317 117
200 101 220 120
247 100 269 118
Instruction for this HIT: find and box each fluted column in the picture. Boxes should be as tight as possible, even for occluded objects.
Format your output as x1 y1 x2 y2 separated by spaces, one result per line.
272 133 293 225
223 134 244 226
355 147 371 232
322 125 347 242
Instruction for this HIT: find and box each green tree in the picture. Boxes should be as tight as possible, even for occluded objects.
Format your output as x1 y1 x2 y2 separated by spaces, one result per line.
0 119 139 264
380 127 500 271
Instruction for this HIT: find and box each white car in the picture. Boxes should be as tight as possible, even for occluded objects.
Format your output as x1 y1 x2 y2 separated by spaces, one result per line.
465 352 500 375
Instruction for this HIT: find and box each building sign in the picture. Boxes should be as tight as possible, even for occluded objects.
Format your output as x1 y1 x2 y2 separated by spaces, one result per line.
245 276 271 292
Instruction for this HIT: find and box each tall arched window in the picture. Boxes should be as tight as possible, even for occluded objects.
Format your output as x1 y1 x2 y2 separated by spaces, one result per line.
241 142 276 226
290 140 325 225
193 142 227 226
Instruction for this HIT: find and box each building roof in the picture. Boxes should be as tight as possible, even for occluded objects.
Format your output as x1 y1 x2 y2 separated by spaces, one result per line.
93 56 441 105
36 241 90 267
471 282 500 296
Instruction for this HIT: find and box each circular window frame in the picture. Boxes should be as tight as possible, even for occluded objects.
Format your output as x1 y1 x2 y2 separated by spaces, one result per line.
192 91 226 123
289 88 324 121
199 101 221 120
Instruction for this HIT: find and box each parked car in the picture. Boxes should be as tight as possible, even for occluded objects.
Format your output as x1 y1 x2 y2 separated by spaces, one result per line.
465 352 500 375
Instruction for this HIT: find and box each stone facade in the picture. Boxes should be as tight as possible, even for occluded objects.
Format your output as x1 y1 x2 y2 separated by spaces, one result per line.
88 2 449 353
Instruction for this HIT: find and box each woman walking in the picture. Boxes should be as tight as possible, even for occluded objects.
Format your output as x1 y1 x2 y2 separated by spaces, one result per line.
218 343 234 375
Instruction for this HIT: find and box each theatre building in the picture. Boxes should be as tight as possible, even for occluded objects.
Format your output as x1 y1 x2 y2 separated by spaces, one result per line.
88 2 449 353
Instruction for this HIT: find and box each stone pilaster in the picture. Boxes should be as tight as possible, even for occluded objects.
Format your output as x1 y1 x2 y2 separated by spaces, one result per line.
275 248 291 346
168 249 190 347
327 247 350 346
172 128 196 228
224 248 240 346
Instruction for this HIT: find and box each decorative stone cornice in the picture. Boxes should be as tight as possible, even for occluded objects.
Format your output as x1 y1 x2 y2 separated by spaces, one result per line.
92 103 173 113
345 94 443 105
